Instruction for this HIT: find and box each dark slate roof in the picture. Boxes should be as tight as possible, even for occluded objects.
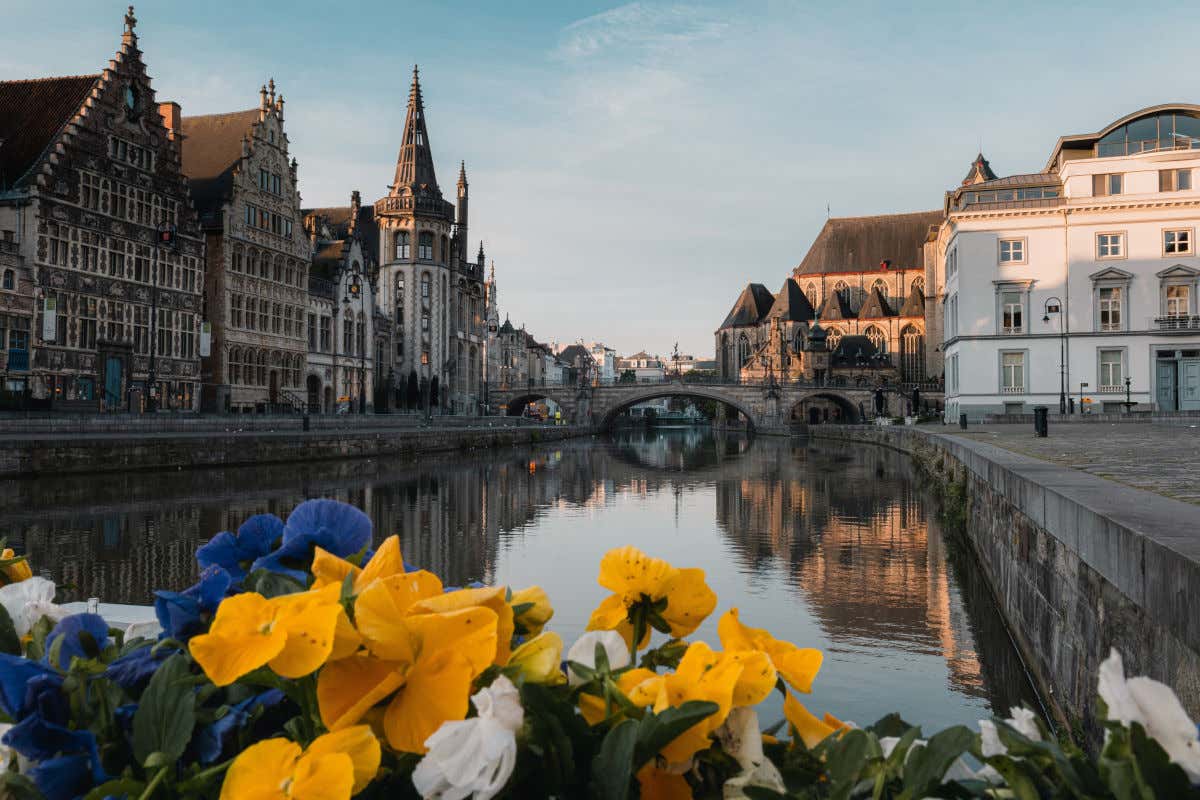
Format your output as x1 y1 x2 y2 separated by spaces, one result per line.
766 278 815 322
302 204 379 266
180 109 259 223
0 75 98 191
961 152 998 185
899 288 924 317
794 211 941 275
965 172 1059 190
558 344 593 364
499 317 515 334
311 241 344 282
719 283 775 329
831 335 879 365
817 291 855 321
857 288 895 319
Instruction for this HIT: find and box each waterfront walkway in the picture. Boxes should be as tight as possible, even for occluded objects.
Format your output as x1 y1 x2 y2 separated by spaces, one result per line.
942 422 1200 505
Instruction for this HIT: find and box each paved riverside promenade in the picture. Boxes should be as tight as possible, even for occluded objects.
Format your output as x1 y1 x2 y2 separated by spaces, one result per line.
944 422 1200 505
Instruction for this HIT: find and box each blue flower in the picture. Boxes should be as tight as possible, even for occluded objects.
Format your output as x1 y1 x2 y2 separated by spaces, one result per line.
190 689 285 765
103 645 176 693
28 754 96 800
196 514 283 581
154 565 232 640
251 499 372 581
44 614 110 670
4 714 102 771
26 671 69 726
0 653 60 718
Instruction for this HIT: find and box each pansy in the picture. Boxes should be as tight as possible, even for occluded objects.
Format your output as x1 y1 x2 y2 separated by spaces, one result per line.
28 753 101 800
4 713 106 793
218 725 380 800
192 689 287 765
409 585 515 665
103 644 176 692
567 630 631 687
412 675 524 800
197 513 283 581
154 564 233 640
509 585 553 636
507 631 565 685
251 499 372 582
718 608 823 694
0 654 61 719
0 547 32 585
189 586 344 686
586 546 717 652
782 691 841 749
311 534 405 594
44 613 111 670
0 576 64 637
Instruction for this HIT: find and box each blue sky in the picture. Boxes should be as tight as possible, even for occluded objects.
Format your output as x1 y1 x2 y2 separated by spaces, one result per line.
7 1 1200 357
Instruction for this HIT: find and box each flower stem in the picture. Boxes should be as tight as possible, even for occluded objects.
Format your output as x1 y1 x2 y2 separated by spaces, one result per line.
138 766 168 800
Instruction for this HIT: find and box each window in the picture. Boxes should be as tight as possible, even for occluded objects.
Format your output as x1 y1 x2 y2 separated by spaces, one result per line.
833 280 848 303
320 316 331 352
1 270 11 290
420 274 430 299
911 276 925 298
1165 229 1192 255
395 232 410 260
946 248 958 280
421 350 430 365
1093 173 1123 196
1167 285 1190 317
1099 287 1122 331
1097 232 1124 258
999 238 1025 263
418 232 433 260
864 324 886 354
1099 350 1123 390
1160 169 1192 192
1001 352 1024 393
805 282 817 307
870 278 888 301
1001 291 1023 333
259 169 269 191
308 314 317 350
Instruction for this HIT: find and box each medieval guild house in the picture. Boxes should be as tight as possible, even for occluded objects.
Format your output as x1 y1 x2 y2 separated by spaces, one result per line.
0 8 205 410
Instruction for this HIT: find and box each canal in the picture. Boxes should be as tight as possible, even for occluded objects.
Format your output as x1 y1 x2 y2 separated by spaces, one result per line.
0 428 1039 731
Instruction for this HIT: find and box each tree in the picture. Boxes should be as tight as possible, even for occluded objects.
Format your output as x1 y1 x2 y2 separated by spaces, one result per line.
406 370 419 410
618 369 637 384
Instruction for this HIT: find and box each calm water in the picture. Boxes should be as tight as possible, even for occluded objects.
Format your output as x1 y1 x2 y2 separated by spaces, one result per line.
0 429 1039 731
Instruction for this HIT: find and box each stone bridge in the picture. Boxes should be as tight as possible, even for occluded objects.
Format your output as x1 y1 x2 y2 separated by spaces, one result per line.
489 380 943 431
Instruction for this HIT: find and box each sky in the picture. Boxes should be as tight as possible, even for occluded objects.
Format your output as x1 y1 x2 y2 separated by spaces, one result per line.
7 1 1200 357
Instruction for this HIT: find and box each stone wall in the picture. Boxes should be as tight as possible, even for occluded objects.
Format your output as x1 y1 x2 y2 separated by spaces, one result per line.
810 425 1200 741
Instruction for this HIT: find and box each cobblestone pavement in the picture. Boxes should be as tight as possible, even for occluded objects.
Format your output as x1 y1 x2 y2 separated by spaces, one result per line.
941 422 1200 504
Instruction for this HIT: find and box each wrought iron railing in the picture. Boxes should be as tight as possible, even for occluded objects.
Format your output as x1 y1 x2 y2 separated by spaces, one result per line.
1154 315 1200 331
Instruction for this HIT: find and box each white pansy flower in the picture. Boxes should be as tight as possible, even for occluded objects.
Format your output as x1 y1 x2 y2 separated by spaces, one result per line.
716 707 786 799
412 675 524 800
979 706 1042 757
1098 648 1200 782
566 630 630 687
0 577 64 637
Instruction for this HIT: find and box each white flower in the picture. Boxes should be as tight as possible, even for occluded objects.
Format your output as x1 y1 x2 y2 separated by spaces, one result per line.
0 577 65 637
1098 648 1200 782
716 707 786 799
124 620 162 642
412 675 524 800
566 630 630 687
979 706 1042 757
879 736 977 785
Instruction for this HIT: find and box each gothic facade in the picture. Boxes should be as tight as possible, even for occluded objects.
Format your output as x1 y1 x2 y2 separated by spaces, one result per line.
0 9 205 410
181 81 310 413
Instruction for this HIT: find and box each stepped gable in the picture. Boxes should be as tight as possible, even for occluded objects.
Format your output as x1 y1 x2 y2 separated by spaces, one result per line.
794 210 942 275
719 283 775 329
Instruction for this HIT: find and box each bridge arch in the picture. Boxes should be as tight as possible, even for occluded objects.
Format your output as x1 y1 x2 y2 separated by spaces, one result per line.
788 391 861 425
596 386 759 432
504 392 562 417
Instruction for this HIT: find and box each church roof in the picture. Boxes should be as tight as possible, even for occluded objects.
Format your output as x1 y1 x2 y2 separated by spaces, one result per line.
180 108 259 222
391 66 440 197
899 287 925 317
961 152 998 185
0 74 98 190
830 335 880 365
857 288 895 319
766 278 816 322
794 210 941 275
559 344 593 364
719 283 775 329
817 291 855 321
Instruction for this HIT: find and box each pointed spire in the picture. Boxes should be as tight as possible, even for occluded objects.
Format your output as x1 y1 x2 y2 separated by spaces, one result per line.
259 84 269 110
122 5 137 45
488 259 495 283
268 78 276 104
457 160 467 188
477 240 485 262
391 64 440 196
962 152 997 186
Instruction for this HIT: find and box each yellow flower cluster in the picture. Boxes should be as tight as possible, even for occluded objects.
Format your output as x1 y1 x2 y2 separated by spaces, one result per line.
0 547 32 586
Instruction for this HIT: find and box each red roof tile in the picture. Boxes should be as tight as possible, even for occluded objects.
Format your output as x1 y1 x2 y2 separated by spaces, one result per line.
0 75 98 190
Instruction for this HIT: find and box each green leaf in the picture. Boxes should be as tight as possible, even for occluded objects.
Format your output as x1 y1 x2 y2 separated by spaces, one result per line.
867 713 915 738
984 755 1045 800
634 700 718 767
591 719 638 800
84 777 147 800
899 725 973 799
742 788 790 800
1128 721 1196 799
825 728 872 797
0 770 46 799
132 653 196 766
244 568 305 598
0 602 22 656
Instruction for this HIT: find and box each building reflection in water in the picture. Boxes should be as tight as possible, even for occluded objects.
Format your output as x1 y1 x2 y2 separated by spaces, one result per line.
0 428 1039 728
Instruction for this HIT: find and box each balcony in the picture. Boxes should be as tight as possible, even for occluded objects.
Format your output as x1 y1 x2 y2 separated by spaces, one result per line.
1153 315 1200 331
1000 386 1025 394
1097 385 1124 394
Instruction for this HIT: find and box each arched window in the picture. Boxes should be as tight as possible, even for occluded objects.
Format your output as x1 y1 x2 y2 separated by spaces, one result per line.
871 278 888 301
826 328 843 350
864 324 886 354
395 231 410 260
901 324 925 382
273 256 283 283
2 270 12 290
420 273 431 301
794 329 806 351
833 280 849 302
247 249 259 278
257 351 267 386
229 347 241 384
805 282 817 307
231 247 243 273
418 232 433 260
911 276 925 298
737 333 750 366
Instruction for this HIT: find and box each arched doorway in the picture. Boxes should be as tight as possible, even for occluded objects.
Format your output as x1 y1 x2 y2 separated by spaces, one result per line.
306 375 321 412
791 393 859 425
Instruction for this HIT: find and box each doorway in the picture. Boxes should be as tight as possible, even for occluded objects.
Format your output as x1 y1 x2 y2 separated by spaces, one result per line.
306 375 320 412
1156 350 1200 411
104 356 123 411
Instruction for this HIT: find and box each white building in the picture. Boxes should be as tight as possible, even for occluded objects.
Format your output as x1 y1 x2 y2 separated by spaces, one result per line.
588 342 617 384
942 104 1200 420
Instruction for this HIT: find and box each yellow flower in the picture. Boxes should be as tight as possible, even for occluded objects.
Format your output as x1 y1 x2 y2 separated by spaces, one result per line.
507 631 565 685
0 549 31 585
625 642 743 766
311 535 405 594
219 725 380 800
782 692 838 749
510 585 553 636
586 546 717 651
190 586 344 686
578 666 658 726
718 608 822 693
409 586 515 665
636 762 692 799
317 571 501 754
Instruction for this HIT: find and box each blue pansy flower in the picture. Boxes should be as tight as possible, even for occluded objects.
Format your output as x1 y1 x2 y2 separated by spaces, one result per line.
4 714 103 772
196 514 283 581
251 499 372 581
103 645 176 693
28 754 97 800
154 565 232 641
190 689 285 765
25 671 69 726
0 653 60 719
113 703 137 735
44 614 110 670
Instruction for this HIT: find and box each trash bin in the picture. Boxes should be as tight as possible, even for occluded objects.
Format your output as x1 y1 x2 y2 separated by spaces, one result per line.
1033 406 1048 437
959 413 968 430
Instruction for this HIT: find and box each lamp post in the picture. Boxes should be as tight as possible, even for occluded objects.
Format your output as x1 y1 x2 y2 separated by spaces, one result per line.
1080 381 1089 415
1124 375 1134 414
343 269 366 414
1043 297 1066 414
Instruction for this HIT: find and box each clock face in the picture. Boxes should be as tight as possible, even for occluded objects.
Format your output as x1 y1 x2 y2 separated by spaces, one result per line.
124 86 137 112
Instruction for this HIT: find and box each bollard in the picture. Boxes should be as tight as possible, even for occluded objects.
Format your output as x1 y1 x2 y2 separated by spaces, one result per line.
1033 405 1048 437
959 413 968 430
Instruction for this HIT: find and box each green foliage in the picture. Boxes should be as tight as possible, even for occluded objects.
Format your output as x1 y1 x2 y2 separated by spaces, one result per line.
132 653 197 766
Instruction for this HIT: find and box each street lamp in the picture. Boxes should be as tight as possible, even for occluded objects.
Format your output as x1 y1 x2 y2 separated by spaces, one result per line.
1043 297 1066 414
343 270 366 414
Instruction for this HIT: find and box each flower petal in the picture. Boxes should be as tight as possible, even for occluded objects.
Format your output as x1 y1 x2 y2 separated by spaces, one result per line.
636 762 692 800
767 642 822 694
507 631 564 685
597 546 678 599
404 607 499 676
357 535 405 591
190 593 286 686
661 567 716 637
311 546 359 591
410 587 514 665
585 594 629 632
384 649 474 754
305 726 381 794
725 649 777 707
218 737 301 800
510 585 553 636
566 630 631 687
354 571 444 660
291 751 355 800
783 692 837 749
318 653 407 731
269 597 342 679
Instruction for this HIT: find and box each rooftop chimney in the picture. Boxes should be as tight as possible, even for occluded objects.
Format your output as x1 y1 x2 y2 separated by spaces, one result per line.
158 101 182 158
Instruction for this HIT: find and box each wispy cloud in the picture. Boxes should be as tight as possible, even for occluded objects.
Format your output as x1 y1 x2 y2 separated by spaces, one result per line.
555 2 727 61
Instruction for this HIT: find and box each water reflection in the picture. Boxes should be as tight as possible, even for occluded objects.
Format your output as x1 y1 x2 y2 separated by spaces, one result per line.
0 429 1039 729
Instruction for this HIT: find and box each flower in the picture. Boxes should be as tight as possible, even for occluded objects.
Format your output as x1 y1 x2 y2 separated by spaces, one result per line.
718 608 823 693
251 499 372 582
0 576 64 637
566 630 630 687
412 675 524 800
103 644 176 692
782 692 840 749
0 654 62 720
44 613 111 669
507 631 565 685
317 571 501 754
192 689 286 765
716 707 787 798
197 514 283 581
1098 648 1200 781
409 586 515 665
0 547 33 585
979 707 1042 757
154 564 233 640
586 546 716 651
509 585 553 636
311 534 405 594
189 586 345 686
218 725 380 800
